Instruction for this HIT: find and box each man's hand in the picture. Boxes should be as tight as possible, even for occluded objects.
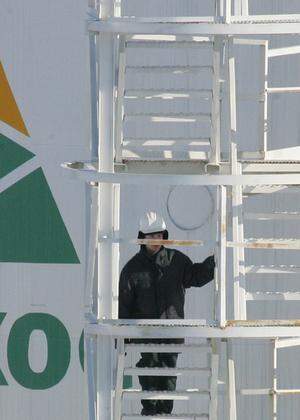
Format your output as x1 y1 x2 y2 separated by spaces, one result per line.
203 255 215 269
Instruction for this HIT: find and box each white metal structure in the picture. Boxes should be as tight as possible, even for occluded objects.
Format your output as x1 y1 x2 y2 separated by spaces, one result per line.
64 1 300 419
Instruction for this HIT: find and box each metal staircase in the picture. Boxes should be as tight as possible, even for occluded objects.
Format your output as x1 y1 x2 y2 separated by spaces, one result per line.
114 340 219 420
115 34 221 164
63 1 300 419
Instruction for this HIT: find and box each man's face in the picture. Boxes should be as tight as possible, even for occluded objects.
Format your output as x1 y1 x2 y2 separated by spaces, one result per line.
144 232 164 254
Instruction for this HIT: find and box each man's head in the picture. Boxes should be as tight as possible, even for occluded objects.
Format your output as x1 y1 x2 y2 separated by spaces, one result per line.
138 211 168 254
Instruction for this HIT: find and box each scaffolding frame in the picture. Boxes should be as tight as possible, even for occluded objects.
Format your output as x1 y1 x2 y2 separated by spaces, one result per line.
63 1 300 419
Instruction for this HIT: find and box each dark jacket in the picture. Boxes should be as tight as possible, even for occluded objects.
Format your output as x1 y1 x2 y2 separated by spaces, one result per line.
119 246 215 320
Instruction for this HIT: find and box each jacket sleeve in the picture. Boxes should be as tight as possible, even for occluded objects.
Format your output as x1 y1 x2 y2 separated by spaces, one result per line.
118 268 135 319
182 254 215 289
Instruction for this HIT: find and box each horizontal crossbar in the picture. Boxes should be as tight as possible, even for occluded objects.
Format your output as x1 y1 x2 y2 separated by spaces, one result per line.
123 389 209 399
88 20 300 35
63 165 300 186
124 367 210 376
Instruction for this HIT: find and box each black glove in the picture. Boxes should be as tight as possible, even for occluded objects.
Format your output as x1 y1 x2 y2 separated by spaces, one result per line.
203 255 215 269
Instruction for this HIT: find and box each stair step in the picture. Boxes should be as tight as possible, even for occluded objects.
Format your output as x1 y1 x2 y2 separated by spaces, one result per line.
246 292 300 301
125 343 211 353
125 89 212 99
126 37 213 48
124 367 210 376
123 390 210 400
245 212 300 221
123 138 210 147
124 113 211 122
227 238 300 250
126 66 212 74
122 414 209 420
245 265 300 274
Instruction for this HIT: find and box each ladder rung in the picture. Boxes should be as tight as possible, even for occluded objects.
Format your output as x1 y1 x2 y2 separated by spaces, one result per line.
124 113 211 122
246 292 300 301
135 239 203 247
231 14 300 24
128 35 211 41
123 138 211 147
244 212 300 221
245 265 300 274
227 239 300 249
126 66 212 74
276 389 300 395
243 185 299 195
122 415 209 420
267 87 300 94
275 337 300 349
124 367 210 376
240 388 271 396
123 390 210 400
126 40 212 48
125 344 211 353
268 45 300 58
125 89 212 99
122 414 209 420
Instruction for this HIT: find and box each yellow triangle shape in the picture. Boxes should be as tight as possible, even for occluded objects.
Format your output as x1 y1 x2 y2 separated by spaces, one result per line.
0 61 29 137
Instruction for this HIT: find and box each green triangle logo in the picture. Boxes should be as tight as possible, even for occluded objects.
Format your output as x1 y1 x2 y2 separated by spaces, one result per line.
0 133 35 178
0 168 80 263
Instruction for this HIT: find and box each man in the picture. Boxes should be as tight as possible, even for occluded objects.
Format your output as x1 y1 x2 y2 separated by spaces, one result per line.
119 211 215 415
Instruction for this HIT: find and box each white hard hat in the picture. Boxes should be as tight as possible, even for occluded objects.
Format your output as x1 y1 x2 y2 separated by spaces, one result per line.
139 211 167 235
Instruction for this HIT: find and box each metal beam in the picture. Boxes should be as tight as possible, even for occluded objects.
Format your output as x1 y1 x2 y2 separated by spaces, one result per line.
88 20 300 35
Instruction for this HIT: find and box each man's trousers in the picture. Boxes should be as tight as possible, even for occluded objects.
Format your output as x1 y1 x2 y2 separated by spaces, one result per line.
136 352 178 415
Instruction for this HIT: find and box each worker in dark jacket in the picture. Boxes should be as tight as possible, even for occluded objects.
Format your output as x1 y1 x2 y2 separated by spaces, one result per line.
119 211 215 415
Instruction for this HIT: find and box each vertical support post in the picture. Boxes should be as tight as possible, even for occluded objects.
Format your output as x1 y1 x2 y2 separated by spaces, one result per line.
225 0 232 23
112 184 120 319
97 1 116 420
227 340 237 420
85 187 99 312
241 0 249 16
259 41 269 157
210 36 222 166
219 0 225 18
272 339 278 420
228 38 247 320
234 0 242 16
218 185 227 327
115 36 126 163
209 339 219 420
114 339 125 420
86 335 97 420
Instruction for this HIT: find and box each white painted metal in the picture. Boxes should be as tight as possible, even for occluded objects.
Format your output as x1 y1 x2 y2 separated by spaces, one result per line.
122 416 209 420
65 167 300 186
228 40 246 320
125 343 211 353
115 36 126 163
88 20 300 36
114 339 125 420
268 45 300 58
227 239 300 249
122 415 209 420
82 3 300 420
123 390 210 400
125 89 212 99
226 341 237 420
245 265 300 274
124 367 211 376
272 339 278 420
97 3 116 420
209 341 219 420
87 322 300 339
210 36 222 165
217 186 227 327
